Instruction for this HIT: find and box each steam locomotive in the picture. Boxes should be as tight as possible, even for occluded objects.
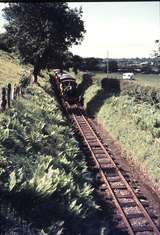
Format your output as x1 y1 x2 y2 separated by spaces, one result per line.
51 69 79 104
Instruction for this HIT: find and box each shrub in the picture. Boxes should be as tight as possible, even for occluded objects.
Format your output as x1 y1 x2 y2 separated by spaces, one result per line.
19 73 31 88
101 79 160 107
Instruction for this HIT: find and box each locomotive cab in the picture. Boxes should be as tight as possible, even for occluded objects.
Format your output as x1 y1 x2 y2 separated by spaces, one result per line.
60 74 78 104
51 71 79 104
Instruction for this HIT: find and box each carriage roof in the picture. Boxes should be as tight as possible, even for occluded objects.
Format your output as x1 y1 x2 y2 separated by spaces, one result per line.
53 69 61 74
60 74 75 82
61 78 76 84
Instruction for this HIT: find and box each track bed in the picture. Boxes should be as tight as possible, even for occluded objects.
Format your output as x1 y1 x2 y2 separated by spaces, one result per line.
63 101 160 235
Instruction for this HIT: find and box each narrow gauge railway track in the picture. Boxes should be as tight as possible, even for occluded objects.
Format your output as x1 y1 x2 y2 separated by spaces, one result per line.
62 100 160 235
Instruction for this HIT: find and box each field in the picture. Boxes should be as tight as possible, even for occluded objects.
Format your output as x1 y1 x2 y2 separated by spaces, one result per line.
135 73 160 87
90 71 160 88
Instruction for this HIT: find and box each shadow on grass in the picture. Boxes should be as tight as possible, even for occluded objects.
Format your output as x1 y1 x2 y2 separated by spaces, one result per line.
86 78 121 117
0 190 96 234
77 74 93 104
0 185 128 235
0 190 66 233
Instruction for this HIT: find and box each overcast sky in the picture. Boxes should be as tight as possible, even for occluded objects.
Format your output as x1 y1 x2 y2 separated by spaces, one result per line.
68 1 160 58
0 2 159 58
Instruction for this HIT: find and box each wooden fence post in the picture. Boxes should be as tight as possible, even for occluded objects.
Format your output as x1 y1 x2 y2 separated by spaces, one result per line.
19 86 22 96
7 83 11 108
17 85 20 96
13 84 17 100
21 87 24 96
1 87 7 111
11 84 14 101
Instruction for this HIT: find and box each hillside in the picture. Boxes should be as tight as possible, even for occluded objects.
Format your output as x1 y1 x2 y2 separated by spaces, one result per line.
0 50 31 87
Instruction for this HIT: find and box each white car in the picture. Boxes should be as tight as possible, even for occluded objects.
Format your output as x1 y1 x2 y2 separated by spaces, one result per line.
122 72 135 80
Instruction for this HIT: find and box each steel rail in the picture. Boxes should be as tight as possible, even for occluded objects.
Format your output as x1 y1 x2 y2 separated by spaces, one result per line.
70 110 134 234
82 114 160 235
65 102 160 235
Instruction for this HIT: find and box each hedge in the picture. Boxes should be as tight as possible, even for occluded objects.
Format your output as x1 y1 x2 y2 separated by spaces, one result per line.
100 78 160 107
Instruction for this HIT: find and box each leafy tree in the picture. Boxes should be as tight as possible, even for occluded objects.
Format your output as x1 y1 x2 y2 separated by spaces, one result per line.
108 59 118 72
0 32 15 53
83 57 99 71
63 51 73 71
153 40 160 70
72 55 84 74
154 40 160 57
3 3 85 82
102 59 118 73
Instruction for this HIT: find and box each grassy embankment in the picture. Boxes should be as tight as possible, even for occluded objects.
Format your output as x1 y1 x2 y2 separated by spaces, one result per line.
0 50 32 87
0 52 109 234
82 72 160 192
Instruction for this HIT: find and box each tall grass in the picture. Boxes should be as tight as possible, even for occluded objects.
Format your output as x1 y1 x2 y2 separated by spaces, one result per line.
97 95 160 181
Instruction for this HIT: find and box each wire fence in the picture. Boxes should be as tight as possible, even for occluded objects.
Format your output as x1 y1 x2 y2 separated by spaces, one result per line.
0 72 32 112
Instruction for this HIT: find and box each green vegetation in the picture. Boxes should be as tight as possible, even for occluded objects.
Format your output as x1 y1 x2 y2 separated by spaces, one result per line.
83 73 160 187
0 74 103 233
97 96 160 182
82 73 160 107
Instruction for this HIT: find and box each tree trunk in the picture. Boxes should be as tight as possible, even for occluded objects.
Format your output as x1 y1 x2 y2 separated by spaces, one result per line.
33 72 38 83
33 62 40 83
